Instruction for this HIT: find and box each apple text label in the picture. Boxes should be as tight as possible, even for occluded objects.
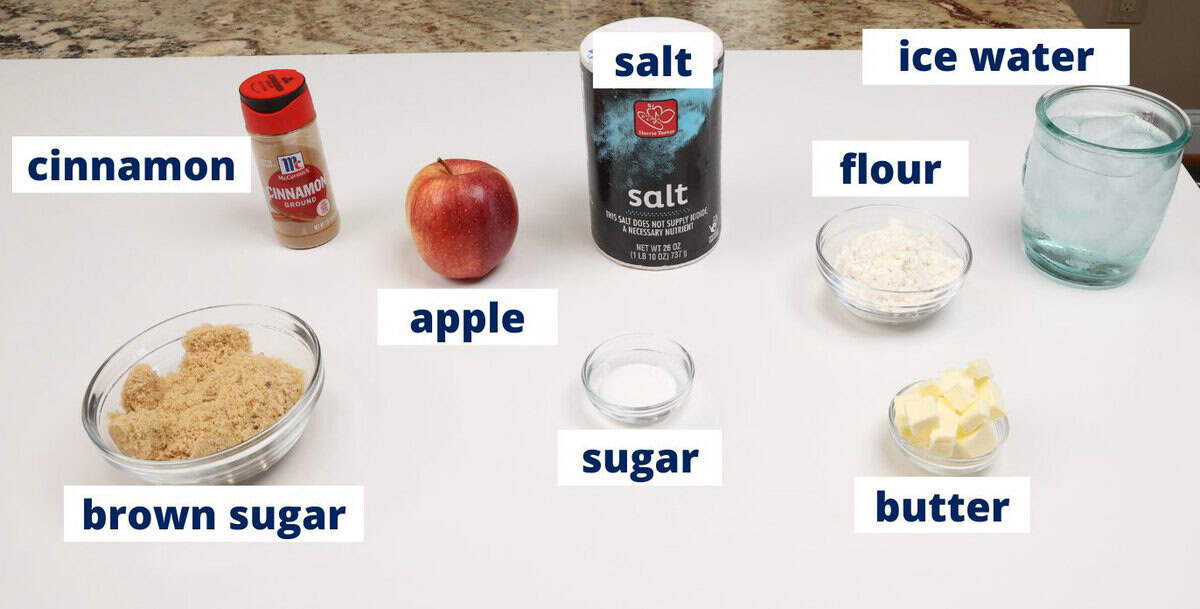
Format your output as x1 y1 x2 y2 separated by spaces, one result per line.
377 289 557 346
559 429 722 486
410 301 524 343
862 29 1129 85
812 141 968 197
593 32 714 89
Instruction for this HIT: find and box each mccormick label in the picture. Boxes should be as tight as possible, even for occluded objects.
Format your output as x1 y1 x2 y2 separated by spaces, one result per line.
582 59 723 268
267 151 330 221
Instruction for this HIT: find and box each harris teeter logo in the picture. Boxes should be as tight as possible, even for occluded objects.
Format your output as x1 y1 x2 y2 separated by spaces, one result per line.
635 99 678 138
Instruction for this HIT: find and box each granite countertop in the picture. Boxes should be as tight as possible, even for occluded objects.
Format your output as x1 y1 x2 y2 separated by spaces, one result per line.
0 0 1080 58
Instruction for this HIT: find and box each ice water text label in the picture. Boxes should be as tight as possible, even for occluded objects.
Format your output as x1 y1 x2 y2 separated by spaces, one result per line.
12 136 251 193
377 289 557 346
812 141 968 197
558 430 722 486
64 486 364 542
862 29 1129 85
853 477 1030 533
592 32 714 89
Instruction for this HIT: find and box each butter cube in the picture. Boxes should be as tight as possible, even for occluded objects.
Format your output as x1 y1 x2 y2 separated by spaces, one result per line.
937 400 957 423
967 359 993 380
942 385 974 413
915 381 942 398
976 377 1006 419
936 369 975 399
928 425 957 457
957 400 990 435
896 393 939 442
928 403 958 457
901 381 939 399
954 423 999 458
906 431 934 450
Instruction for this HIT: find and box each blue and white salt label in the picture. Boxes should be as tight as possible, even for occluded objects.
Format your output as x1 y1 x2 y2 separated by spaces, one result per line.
592 32 714 89
862 29 1129 85
64 485 364 542
854 477 1030 533
558 429 722 486
11 136 251 193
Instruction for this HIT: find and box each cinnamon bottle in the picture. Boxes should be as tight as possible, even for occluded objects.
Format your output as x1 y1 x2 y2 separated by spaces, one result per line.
239 69 340 249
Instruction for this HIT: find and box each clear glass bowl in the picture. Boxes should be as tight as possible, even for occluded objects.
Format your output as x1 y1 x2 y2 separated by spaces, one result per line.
81 304 324 484
816 204 971 323
581 333 694 425
887 383 1009 475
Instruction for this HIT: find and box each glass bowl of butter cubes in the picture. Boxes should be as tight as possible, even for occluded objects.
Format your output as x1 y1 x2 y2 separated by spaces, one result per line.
888 359 1008 475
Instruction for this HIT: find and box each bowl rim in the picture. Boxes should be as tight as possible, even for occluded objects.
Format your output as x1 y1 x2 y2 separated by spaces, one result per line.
81 303 323 470
815 203 973 295
887 381 1009 466
580 332 695 418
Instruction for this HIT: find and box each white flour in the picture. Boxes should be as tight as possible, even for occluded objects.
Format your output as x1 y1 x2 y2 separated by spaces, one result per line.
835 218 963 291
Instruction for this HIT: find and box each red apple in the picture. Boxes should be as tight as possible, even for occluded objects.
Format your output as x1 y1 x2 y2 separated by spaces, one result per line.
405 158 519 279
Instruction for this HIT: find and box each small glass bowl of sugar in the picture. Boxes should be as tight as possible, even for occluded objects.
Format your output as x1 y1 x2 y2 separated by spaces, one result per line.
581 333 695 425
816 204 972 324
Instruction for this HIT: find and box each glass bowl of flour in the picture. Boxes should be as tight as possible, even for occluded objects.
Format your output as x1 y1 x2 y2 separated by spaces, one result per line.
581 333 695 424
816 205 972 323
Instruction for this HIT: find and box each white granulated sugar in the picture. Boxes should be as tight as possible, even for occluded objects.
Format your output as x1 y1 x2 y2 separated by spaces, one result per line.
835 218 963 291
599 363 679 407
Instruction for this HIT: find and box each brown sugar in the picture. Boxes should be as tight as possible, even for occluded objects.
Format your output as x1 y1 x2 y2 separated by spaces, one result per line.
108 324 305 461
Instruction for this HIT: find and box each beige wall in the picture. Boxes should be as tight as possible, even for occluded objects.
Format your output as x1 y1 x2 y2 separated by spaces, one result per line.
1067 0 1200 110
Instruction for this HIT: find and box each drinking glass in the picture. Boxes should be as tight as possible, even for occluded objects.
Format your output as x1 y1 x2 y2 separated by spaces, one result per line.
1021 85 1191 287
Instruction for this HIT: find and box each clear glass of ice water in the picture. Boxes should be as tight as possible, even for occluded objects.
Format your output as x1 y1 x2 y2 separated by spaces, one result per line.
1021 86 1191 287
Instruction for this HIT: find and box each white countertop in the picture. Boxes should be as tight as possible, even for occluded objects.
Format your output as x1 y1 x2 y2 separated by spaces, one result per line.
0 50 1196 606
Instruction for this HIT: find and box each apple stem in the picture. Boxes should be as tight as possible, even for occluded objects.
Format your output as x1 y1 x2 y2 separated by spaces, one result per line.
437 157 454 175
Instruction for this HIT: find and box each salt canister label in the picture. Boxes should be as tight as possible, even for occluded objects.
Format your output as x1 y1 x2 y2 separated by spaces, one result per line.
580 19 723 269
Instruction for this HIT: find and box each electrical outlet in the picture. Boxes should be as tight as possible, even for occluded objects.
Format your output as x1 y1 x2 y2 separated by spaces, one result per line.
1106 0 1147 24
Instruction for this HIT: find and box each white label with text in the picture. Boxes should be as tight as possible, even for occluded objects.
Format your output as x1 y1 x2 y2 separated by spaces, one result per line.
812 140 968 197
862 29 1129 85
64 485 364 542
12 136 251 193
854 476 1030 533
377 288 557 346
592 32 714 89
558 429 722 486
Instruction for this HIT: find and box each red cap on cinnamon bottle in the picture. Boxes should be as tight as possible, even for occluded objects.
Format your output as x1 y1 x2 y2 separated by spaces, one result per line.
239 69 316 135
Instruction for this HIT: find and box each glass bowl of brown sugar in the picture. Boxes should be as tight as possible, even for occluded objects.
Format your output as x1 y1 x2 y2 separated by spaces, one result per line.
81 304 324 484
